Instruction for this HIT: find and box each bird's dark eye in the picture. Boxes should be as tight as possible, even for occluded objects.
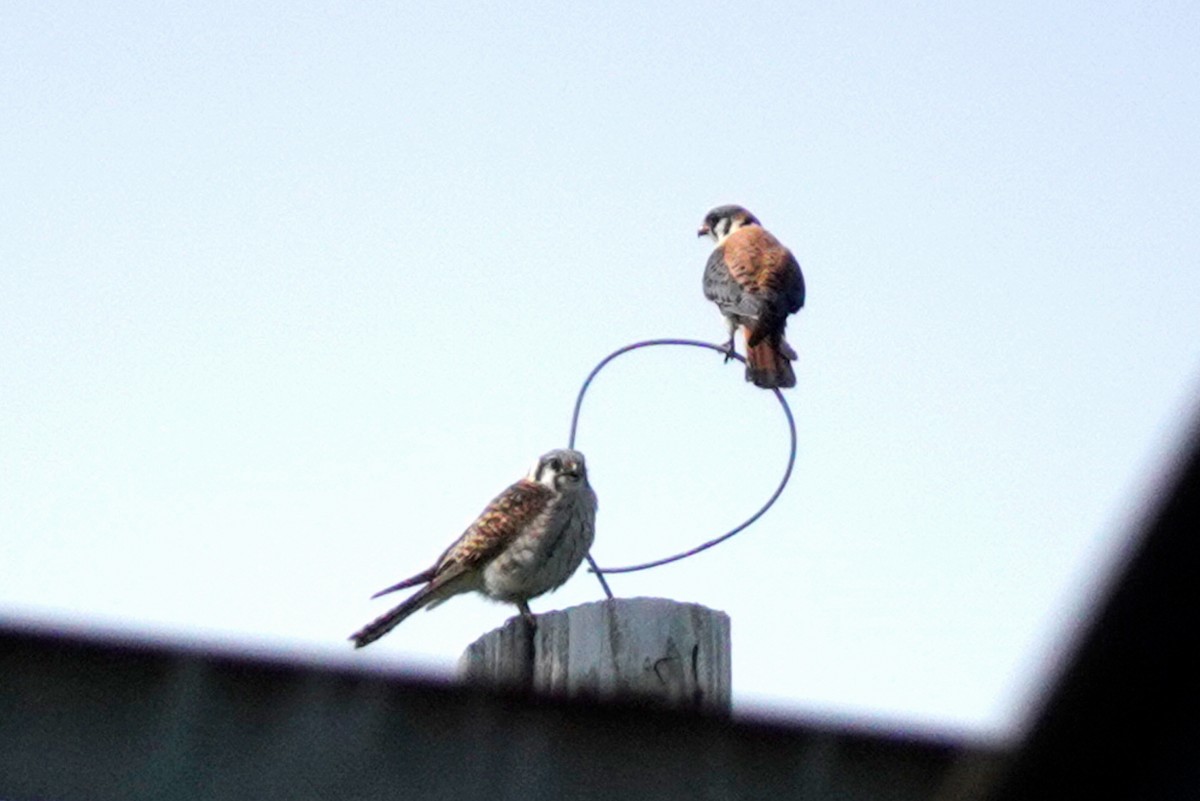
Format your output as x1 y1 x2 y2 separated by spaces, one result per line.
549 457 562 472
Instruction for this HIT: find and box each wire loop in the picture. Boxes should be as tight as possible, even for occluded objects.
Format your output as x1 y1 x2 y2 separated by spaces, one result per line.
570 338 798 598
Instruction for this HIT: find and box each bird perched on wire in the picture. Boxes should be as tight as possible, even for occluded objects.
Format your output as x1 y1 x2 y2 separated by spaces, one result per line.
349 448 597 648
698 205 806 389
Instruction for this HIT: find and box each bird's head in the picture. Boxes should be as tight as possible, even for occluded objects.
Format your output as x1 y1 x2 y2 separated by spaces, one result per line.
529 448 589 492
697 204 760 245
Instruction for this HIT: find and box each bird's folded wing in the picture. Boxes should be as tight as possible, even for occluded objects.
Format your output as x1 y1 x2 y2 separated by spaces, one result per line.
435 479 554 573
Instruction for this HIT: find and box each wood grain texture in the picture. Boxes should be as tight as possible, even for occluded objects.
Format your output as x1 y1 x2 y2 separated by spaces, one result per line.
459 597 732 713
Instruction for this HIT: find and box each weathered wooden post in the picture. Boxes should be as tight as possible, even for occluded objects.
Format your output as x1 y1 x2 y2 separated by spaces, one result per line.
458 596 731 713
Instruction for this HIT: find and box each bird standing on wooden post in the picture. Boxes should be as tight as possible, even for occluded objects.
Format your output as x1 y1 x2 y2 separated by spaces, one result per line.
698 205 806 389
350 449 598 648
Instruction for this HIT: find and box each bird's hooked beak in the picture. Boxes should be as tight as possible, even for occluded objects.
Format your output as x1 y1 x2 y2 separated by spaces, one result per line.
561 458 583 480
697 223 711 238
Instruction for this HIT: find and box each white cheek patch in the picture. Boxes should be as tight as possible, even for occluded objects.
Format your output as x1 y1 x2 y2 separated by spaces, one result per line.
530 462 560 489
715 218 740 246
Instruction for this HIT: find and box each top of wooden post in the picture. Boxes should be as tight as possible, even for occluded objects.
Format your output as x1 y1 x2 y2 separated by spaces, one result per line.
459 596 731 713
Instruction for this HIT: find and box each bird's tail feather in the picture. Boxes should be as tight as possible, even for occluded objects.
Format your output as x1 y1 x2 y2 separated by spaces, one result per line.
351 572 474 648
744 334 796 389
371 567 436 599
350 587 436 648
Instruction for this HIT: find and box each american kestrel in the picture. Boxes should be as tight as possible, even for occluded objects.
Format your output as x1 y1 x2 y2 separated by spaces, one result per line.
349 448 598 648
698 205 806 389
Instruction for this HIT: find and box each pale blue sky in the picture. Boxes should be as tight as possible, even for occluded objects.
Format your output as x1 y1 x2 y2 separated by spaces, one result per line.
3 2 1198 740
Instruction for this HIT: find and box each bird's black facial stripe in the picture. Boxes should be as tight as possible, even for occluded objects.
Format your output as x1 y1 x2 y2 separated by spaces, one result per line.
536 455 563 483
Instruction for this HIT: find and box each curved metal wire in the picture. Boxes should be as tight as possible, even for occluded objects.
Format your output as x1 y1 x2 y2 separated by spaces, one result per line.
570 338 798 595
